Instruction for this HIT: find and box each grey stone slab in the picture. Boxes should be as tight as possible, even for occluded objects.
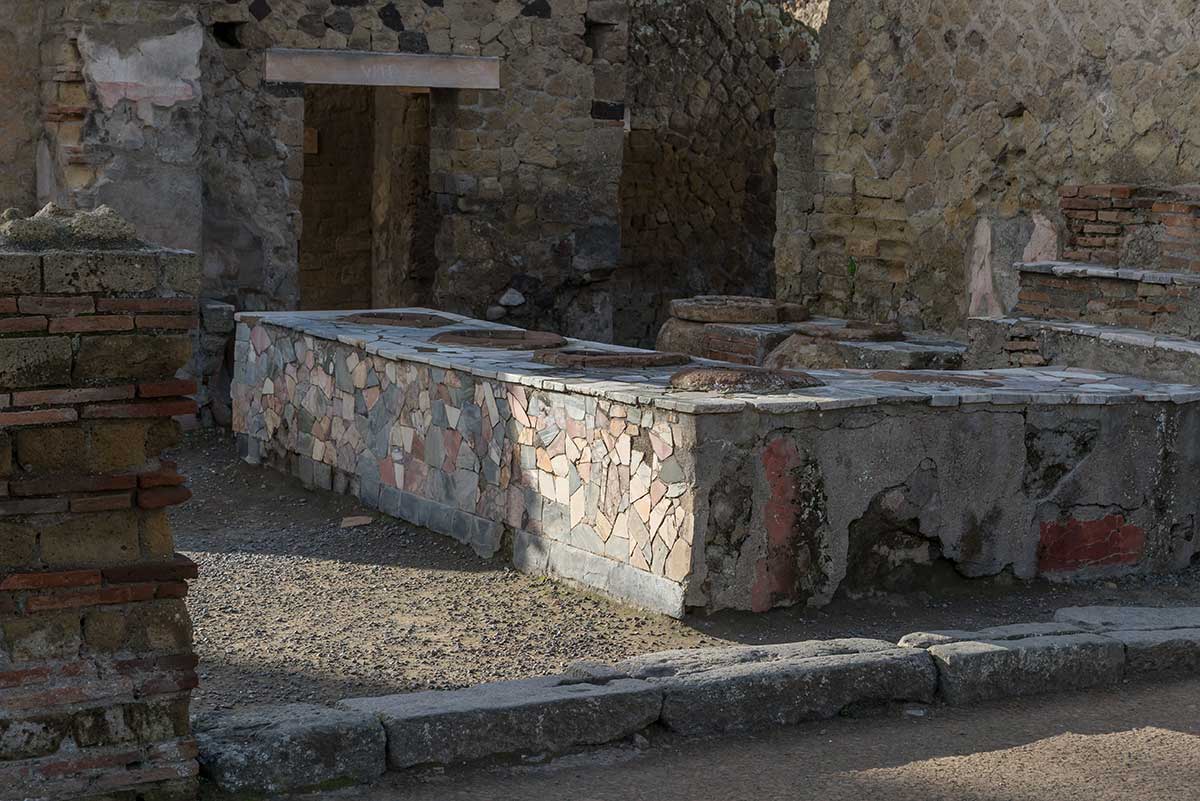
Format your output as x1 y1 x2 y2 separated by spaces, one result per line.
898 622 1084 648
338 675 661 770
617 640 937 735
1104 628 1200 675
929 634 1125 705
194 703 385 795
1055 606 1200 631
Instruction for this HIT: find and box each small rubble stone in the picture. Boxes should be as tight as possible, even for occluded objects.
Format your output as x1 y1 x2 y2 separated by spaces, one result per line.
618 639 937 735
338 675 662 769
499 288 526 307
0 203 141 250
668 365 824 393
929 634 1125 705
194 703 386 795
1054 606 1200 631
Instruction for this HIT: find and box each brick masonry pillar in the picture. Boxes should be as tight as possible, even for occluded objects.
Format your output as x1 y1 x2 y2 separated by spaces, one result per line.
0 246 201 799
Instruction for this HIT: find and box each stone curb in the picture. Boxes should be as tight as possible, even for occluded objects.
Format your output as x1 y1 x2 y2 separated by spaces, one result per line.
195 606 1200 796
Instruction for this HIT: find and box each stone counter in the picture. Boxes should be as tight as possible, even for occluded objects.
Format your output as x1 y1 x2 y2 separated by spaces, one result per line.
233 310 1200 616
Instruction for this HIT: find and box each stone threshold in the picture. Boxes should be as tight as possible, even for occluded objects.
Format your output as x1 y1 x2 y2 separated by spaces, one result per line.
194 605 1200 797
1017 260 1200 287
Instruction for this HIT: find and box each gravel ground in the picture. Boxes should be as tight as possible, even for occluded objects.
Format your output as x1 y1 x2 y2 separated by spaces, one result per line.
172 429 1200 715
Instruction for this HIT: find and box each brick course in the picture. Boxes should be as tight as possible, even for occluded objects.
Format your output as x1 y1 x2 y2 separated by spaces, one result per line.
0 245 199 800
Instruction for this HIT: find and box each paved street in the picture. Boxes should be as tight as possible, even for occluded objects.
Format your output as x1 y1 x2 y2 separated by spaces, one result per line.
312 677 1200 801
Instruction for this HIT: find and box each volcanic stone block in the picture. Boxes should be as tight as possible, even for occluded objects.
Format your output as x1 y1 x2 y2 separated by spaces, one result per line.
0 252 41 294
0 336 72 388
1104 628 1200 675
194 703 386 796
338 675 663 769
929 634 1126 704
1054 606 1200 631
42 251 159 293
617 639 937 735
74 334 191 382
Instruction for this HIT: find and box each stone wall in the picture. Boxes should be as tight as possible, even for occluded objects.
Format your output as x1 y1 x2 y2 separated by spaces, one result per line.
199 0 629 342
0 0 43 213
776 0 1200 331
299 85 375 311
1015 263 1200 338
0 243 200 799
614 0 813 346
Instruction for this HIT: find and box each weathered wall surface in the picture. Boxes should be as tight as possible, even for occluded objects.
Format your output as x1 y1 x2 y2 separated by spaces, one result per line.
615 0 813 346
372 89 436 310
37 1 205 252
776 0 1200 331
0 0 43 214
0 244 200 799
199 0 628 341
298 85 375 311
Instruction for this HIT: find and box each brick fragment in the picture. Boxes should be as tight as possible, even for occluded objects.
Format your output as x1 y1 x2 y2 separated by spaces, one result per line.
137 486 192 509
48 316 134 333
138 379 198 398
82 399 197 420
70 492 134 513
139 469 186 488
0 316 49 334
135 315 199 330
11 474 137 496
103 555 198 584
11 385 135 407
17 296 95 316
96 297 196 313
0 497 70 515
24 583 159 612
0 298 16 313
0 569 102 591
0 408 78 427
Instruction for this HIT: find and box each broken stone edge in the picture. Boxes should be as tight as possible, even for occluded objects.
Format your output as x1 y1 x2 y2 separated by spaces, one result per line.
195 606 1200 796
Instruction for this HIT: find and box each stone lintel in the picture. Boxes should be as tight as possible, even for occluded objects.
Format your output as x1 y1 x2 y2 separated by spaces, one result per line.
264 48 501 90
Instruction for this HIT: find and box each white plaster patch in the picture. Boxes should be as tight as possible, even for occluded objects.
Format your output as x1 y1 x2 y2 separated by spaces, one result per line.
1022 212 1059 263
79 24 203 122
967 218 1003 318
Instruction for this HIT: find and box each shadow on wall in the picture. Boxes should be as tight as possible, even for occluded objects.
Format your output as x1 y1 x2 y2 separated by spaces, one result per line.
612 0 817 347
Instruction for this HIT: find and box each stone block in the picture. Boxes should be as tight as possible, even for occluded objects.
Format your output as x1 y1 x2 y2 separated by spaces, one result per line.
617 640 937 735
1104 628 1200 675
1054 606 1200 631
338 675 662 769
898 622 1085 648
0 252 41 294
0 336 72 388
74 334 191 383
42 251 159 293
195 703 386 795
159 250 201 295
201 300 236 334
929 634 1125 705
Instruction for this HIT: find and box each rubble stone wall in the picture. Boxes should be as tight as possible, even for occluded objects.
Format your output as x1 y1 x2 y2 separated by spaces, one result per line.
614 0 814 347
0 0 43 213
200 0 629 342
298 84 375 311
776 0 1200 331
0 246 200 799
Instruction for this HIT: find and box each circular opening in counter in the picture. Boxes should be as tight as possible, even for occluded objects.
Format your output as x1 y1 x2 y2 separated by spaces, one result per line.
533 348 692 369
338 312 454 328
669 366 825 393
429 328 568 350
